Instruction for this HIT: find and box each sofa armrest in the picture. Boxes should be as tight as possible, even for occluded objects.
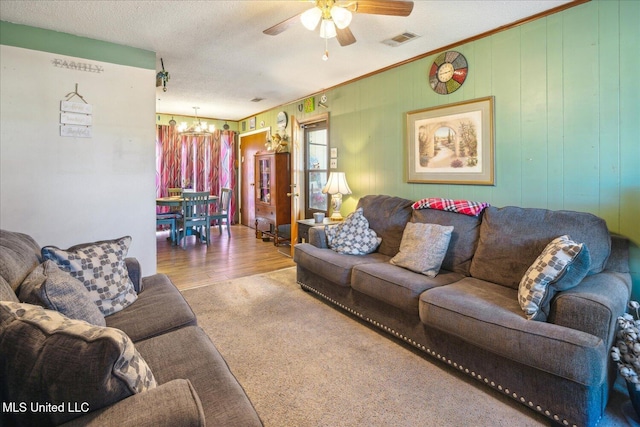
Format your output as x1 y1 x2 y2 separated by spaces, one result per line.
548 271 632 345
59 379 204 427
125 257 142 293
308 225 329 248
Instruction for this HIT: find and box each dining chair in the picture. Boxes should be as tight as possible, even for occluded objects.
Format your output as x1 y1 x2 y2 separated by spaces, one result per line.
168 187 182 197
176 191 211 248
156 187 184 244
156 214 178 243
210 188 232 237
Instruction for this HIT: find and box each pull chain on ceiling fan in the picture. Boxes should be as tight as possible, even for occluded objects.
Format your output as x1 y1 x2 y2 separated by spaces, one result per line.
263 0 414 60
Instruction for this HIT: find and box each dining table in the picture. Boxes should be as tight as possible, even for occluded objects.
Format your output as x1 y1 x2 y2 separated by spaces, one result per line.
156 194 219 243
155 194 218 208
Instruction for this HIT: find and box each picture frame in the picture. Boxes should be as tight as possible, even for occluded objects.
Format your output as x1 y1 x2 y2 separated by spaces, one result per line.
249 117 256 130
406 96 494 185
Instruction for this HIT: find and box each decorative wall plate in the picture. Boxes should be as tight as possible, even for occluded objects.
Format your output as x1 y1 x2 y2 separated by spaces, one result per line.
429 51 468 95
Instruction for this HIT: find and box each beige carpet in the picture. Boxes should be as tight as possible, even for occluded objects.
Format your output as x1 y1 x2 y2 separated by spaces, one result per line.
182 267 630 427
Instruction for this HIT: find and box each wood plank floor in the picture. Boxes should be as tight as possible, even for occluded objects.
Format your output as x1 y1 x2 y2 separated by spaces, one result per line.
156 225 296 291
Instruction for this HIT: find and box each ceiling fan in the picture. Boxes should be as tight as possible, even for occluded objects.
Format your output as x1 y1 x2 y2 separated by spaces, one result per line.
263 0 414 60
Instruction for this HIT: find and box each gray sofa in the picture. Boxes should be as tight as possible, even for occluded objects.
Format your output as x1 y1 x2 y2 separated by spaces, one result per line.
0 229 263 427
294 195 632 427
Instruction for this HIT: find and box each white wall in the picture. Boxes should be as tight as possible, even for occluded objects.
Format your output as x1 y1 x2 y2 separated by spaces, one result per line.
0 45 157 274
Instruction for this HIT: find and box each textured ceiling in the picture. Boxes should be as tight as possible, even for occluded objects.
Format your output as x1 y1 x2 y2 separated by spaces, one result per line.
0 0 575 121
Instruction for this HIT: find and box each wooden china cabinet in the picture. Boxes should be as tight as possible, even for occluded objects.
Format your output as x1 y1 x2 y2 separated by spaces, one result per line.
254 152 291 245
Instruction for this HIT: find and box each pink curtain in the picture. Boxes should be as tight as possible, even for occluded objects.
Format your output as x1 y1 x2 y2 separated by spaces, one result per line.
156 125 236 221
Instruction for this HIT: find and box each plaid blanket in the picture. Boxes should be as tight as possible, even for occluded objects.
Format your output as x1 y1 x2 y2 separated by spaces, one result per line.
411 197 489 217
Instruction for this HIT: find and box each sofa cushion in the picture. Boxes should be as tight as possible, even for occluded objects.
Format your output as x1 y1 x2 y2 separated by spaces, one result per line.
419 278 606 386
469 206 611 289
18 260 106 326
326 208 381 255
411 208 481 276
42 236 138 316
0 278 19 303
0 301 156 426
105 273 197 342
352 263 464 315
0 229 41 293
135 326 263 427
356 195 414 257
390 222 453 277
293 243 389 287
518 235 591 321
62 379 206 427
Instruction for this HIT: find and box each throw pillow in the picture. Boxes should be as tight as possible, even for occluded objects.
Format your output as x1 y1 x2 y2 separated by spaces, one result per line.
19 260 106 326
412 197 489 217
390 222 454 277
326 208 381 255
518 235 591 321
41 236 137 316
0 301 156 426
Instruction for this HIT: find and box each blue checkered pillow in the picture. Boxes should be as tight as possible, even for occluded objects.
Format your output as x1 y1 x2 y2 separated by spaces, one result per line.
325 208 381 255
518 235 591 321
41 237 137 316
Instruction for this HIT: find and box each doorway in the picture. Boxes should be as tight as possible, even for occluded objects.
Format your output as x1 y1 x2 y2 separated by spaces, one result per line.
300 116 329 219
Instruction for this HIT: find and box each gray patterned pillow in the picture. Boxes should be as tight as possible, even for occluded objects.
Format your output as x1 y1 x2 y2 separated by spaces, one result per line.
19 260 106 326
0 301 156 425
41 236 137 316
326 208 381 255
390 222 453 277
518 235 591 321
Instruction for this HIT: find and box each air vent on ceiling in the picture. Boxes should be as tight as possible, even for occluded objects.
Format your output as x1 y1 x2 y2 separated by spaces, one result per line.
381 31 420 47
250 97 265 103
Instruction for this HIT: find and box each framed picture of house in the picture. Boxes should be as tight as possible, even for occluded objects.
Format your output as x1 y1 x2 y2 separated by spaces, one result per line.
406 96 494 185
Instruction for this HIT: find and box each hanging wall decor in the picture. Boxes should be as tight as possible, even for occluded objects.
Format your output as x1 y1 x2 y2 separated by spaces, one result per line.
429 51 468 95
406 96 494 185
60 84 92 138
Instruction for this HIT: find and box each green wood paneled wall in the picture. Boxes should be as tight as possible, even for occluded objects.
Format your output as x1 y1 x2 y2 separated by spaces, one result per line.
0 21 156 70
252 0 640 296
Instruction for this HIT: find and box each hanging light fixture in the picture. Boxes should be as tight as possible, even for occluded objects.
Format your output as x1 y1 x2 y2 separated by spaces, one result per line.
300 0 352 60
177 107 215 136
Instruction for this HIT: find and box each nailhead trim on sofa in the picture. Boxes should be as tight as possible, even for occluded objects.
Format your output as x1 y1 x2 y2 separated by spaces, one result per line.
298 280 579 427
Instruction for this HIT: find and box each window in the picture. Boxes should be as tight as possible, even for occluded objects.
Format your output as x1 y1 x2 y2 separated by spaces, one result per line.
304 120 329 218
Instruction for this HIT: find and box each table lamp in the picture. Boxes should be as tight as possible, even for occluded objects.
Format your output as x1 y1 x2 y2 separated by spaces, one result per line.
322 172 352 220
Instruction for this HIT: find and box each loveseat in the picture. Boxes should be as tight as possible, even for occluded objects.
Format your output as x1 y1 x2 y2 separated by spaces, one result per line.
0 229 263 427
294 195 632 427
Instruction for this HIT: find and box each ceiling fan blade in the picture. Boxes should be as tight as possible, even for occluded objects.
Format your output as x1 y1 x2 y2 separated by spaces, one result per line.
336 26 356 46
263 13 302 36
349 0 414 17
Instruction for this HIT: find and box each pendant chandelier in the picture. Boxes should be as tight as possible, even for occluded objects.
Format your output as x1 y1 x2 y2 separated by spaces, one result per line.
177 107 215 136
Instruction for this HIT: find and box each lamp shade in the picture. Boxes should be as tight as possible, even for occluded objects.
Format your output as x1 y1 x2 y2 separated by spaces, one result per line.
300 7 322 30
319 19 337 39
330 6 352 29
322 172 352 195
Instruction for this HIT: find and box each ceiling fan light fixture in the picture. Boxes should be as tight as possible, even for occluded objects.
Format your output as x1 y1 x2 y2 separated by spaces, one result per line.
300 7 322 30
319 19 337 39
330 6 352 29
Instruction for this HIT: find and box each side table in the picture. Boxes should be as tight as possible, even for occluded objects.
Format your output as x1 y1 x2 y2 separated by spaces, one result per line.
296 218 341 243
